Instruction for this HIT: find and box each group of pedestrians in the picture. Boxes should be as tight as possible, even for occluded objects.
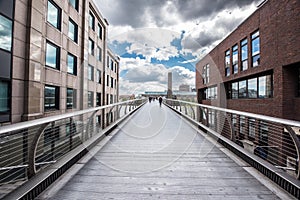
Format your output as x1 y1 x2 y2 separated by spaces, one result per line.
148 96 163 107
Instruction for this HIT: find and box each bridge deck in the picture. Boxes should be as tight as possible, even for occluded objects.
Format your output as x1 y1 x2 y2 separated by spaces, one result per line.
39 102 282 199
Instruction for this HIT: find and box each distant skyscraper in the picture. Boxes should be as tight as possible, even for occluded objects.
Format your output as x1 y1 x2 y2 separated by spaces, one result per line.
167 72 173 98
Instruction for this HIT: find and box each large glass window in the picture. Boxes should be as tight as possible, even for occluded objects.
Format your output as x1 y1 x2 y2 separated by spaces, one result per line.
88 65 94 81
67 88 76 109
97 47 102 61
0 81 10 113
46 41 60 69
205 86 217 100
89 38 94 55
47 0 61 30
232 44 238 74
241 38 248 71
259 75 272 98
89 11 95 31
232 82 238 99
111 77 114 88
96 93 101 106
0 15 12 51
98 23 102 39
88 91 93 107
68 18 78 43
69 0 79 11
238 80 247 98
225 50 230 77
67 53 77 75
248 78 257 98
45 85 59 110
251 30 260 67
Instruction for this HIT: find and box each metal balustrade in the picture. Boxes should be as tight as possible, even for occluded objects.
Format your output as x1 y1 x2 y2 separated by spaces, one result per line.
165 99 300 197
0 99 146 197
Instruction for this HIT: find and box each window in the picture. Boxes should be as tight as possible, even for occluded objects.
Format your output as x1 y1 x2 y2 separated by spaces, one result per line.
68 18 78 43
107 75 109 86
69 0 79 11
97 47 102 61
228 74 273 99
249 119 256 140
67 53 77 75
232 44 238 74
111 77 114 88
45 85 59 110
110 60 114 70
110 94 113 104
225 50 230 76
89 11 95 31
46 41 60 69
298 68 300 97
205 86 217 100
114 63 117 73
98 23 102 39
115 79 117 89
96 93 101 106
47 0 61 30
238 80 247 98
96 69 101 84
107 56 110 67
248 78 257 98
106 94 109 105
231 82 238 99
0 15 12 51
89 38 94 55
251 30 260 67
88 65 94 81
88 91 93 107
67 88 76 109
0 80 10 113
241 38 248 71
202 64 209 84
258 75 272 98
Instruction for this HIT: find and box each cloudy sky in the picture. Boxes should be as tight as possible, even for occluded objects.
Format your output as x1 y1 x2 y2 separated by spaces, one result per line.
94 0 262 95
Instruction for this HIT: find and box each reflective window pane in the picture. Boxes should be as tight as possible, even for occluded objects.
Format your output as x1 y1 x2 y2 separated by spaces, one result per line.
248 78 257 98
232 82 238 99
238 80 247 98
89 38 94 55
67 88 76 109
45 85 59 110
47 0 61 30
0 15 12 51
69 0 79 11
88 65 94 81
46 42 60 69
0 81 10 112
88 91 93 107
98 23 102 39
68 19 78 43
89 12 95 30
67 53 77 75
259 75 272 98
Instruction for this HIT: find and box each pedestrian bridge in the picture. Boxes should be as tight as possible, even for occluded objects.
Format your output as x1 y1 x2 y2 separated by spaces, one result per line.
0 99 300 199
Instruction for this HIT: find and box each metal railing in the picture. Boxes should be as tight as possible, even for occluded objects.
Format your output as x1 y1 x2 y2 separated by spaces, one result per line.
164 99 300 181
0 99 146 194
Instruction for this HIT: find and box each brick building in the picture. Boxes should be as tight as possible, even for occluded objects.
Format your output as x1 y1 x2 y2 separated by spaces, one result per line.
0 0 119 125
196 0 300 121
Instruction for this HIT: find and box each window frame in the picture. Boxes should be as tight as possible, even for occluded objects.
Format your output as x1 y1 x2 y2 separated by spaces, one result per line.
88 65 94 81
88 91 94 107
67 53 77 75
251 30 260 67
98 23 103 39
96 92 101 106
68 18 78 43
0 80 11 114
46 41 60 70
232 44 238 74
89 11 95 31
225 50 231 77
69 0 79 11
66 88 76 109
89 38 95 56
96 69 101 84
47 0 62 30
44 85 60 111
241 38 248 71
97 46 102 61
0 14 13 52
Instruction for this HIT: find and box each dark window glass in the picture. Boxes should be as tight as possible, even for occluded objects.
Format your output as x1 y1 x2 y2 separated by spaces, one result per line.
251 30 260 67
96 69 101 84
97 47 102 61
110 60 114 70
0 15 12 51
107 75 109 86
68 18 78 43
241 38 248 71
248 78 257 98
238 80 247 98
259 75 272 98
67 88 76 109
46 42 60 69
111 77 114 88
89 38 94 55
106 94 109 105
225 50 230 76
47 0 61 30
107 56 110 67
45 85 59 110
0 80 10 113
88 91 93 107
88 65 94 81
89 11 95 31
110 94 113 104
98 23 102 39
69 0 79 11
96 93 101 106
67 53 77 75
232 82 238 99
232 44 238 74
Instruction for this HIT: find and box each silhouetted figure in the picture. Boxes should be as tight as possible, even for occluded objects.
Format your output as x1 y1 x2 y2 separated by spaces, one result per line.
149 96 152 103
158 96 162 107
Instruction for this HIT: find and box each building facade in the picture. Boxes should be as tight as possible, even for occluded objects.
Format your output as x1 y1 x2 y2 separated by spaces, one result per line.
0 0 119 125
196 0 300 121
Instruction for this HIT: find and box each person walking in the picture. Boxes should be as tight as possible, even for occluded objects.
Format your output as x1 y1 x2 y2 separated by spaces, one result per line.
158 96 163 107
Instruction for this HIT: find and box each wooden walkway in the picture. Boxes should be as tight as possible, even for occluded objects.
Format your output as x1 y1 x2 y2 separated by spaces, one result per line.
38 102 283 199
